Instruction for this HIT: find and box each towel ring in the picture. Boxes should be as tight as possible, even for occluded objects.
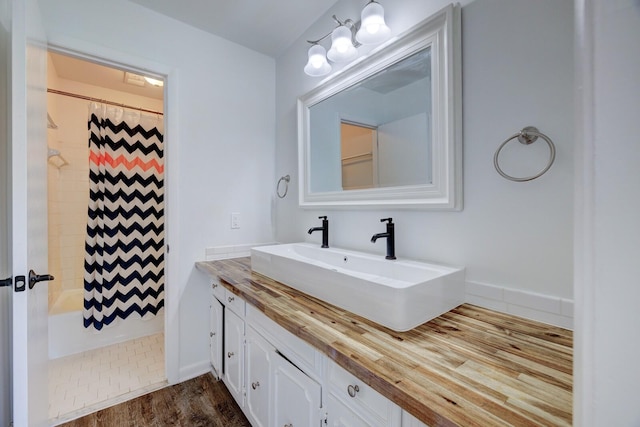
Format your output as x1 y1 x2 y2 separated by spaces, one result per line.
493 126 556 182
276 175 290 198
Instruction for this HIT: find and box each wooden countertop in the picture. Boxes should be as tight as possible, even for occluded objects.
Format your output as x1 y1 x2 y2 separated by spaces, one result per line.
196 258 572 427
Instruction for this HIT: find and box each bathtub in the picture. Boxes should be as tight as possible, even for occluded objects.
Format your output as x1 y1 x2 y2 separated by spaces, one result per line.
49 289 164 359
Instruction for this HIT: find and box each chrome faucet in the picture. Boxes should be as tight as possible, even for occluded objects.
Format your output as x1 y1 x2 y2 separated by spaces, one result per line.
371 217 396 260
308 216 329 248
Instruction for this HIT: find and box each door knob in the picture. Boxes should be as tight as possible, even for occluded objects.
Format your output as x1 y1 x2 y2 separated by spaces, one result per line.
28 270 54 289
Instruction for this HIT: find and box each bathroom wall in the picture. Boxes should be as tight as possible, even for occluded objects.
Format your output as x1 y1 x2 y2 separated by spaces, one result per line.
275 0 574 326
46 53 164 312
38 0 276 381
0 0 11 422
575 0 640 424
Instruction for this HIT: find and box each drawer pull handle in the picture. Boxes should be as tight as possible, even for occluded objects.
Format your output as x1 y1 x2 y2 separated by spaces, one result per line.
251 381 260 390
228 296 235 303
212 283 218 288
227 352 234 358
347 384 360 398
210 332 215 337
284 424 293 427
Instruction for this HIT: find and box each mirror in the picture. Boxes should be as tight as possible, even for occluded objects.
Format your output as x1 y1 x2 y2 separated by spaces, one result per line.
298 4 461 209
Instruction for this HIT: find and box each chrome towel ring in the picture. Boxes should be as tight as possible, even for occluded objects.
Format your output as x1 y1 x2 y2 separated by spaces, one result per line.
493 126 556 182
276 175 290 198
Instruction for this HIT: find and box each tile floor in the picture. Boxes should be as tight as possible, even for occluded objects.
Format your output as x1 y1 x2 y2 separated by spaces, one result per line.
49 333 166 425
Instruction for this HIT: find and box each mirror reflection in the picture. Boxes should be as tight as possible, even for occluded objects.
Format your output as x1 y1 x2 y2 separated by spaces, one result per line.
309 47 432 193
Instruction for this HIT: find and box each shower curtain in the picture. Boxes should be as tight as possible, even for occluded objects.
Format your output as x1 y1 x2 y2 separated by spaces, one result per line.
84 102 165 330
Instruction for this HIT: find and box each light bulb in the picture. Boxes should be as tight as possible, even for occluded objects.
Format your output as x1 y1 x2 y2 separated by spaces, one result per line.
366 23 381 34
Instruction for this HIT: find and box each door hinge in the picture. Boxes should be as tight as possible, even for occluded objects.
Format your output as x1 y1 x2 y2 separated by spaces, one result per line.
15 275 26 292
0 277 12 288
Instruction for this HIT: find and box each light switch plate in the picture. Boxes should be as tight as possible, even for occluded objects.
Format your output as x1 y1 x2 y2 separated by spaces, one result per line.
230 212 240 229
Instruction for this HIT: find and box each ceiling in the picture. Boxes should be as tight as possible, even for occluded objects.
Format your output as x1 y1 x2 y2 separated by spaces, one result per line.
49 52 164 100
49 1 341 97
128 0 339 58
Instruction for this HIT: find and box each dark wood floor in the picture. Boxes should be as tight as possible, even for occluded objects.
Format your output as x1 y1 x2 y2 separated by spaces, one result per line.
59 373 251 427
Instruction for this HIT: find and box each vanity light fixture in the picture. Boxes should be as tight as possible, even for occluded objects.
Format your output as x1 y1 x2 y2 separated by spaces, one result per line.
356 0 391 45
304 44 332 76
327 21 358 63
304 0 390 77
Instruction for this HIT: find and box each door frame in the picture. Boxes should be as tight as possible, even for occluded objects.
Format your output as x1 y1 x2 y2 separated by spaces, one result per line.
46 38 180 384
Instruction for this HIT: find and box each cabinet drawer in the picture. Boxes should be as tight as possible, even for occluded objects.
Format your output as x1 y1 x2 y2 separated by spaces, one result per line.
224 289 246 317
327 360 400 426
211 278 225 302
246 305 320 377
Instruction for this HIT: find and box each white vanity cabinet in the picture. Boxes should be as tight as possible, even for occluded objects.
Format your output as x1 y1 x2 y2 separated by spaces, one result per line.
273 350 322 427
210 280 428 427
209 296 223 378
212 286 324 427
224 307 245 407
401 412 430 427
245 325 274 427
326 359 401 427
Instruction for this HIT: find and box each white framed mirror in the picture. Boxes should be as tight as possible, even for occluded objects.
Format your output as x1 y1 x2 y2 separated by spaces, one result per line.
298 4 461 210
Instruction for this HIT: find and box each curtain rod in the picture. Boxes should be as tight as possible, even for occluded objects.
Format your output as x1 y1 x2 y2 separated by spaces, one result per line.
47 88 164 116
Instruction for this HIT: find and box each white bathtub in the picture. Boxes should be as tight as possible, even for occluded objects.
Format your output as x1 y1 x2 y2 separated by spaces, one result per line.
49 289 164 359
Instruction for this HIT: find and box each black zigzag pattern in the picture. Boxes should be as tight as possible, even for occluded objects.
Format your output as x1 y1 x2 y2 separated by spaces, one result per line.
84 108 165 330
89 114 164 156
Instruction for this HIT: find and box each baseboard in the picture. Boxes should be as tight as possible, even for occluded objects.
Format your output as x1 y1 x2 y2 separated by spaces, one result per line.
465 281 573 330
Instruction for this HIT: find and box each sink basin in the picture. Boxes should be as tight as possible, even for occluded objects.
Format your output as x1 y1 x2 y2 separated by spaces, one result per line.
250 243 465 332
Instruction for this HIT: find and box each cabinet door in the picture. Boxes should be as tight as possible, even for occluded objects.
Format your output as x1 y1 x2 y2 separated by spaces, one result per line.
326 394 371 427
273 351 322 427
210 297 224 378
246 326 274 427
224 308 245 407
401 411 430 427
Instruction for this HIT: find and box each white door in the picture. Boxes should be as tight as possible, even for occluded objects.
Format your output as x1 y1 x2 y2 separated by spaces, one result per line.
224 309 245 407
245 326 273 427
9 0 50 425
273 351 322 427
209 297 223 378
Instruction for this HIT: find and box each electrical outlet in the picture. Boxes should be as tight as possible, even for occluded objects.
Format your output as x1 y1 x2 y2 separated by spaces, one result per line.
230 212 240 229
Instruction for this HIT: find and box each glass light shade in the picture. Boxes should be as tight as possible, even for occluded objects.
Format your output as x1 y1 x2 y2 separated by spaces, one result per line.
356 1 391 45
327 25 358 63
304 44 332 76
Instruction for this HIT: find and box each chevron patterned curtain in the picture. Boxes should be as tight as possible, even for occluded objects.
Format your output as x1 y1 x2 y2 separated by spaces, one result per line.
84 102 165 330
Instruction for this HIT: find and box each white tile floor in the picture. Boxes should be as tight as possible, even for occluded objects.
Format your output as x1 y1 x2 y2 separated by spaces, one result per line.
49 333 167 425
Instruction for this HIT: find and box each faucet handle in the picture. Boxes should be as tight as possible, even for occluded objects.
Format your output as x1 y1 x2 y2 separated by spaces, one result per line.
380 217 393 224
319 216 327 220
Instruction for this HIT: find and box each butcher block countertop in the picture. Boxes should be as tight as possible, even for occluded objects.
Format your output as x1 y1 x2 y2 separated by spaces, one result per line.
196 257 572 427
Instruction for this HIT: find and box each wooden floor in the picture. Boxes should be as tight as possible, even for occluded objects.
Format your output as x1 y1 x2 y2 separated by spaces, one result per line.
59 373 250 427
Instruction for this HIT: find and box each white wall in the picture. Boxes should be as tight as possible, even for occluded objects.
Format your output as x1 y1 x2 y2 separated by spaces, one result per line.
38 0 276 381
0 0 11 423
276 0 574 319
575 0 640 425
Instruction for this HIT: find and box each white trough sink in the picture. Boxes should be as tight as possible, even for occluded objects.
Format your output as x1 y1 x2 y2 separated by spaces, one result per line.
250 243 465 332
